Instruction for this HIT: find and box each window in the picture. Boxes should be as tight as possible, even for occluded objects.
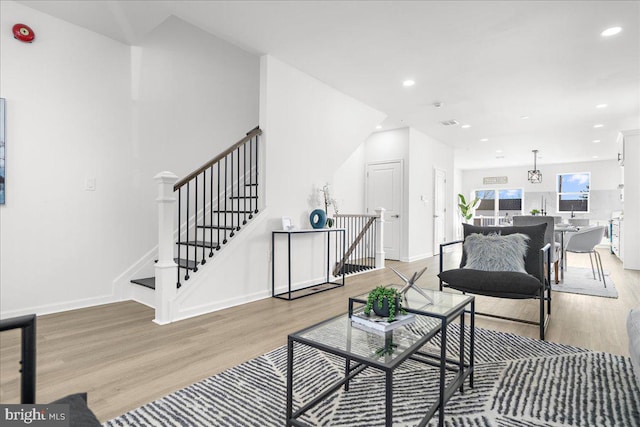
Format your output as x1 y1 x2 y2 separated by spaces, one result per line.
557 172 590 213
473 188 523 225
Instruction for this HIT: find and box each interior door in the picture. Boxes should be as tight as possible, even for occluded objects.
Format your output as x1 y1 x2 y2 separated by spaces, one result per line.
366 161 402 260
433 168 447 255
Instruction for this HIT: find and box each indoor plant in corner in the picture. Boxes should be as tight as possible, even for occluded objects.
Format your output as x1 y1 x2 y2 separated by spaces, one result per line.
364 286 406 322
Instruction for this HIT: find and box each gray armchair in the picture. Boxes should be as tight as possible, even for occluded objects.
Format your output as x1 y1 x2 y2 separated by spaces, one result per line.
438 223 551 340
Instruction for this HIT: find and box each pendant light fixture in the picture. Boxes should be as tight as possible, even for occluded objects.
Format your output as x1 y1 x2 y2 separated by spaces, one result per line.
528 149 542 183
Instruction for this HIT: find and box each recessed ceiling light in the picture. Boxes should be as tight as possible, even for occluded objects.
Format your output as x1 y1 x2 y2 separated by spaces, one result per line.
402 79 415 87
496 155 505 159
480 138 489 142
592 155 599 159
601 26 622 37
375 125 382 130
593 124 604 128
461 124 471 129
520 115 529 120
596 103 608 109
496 149 503 153
593 139 601 143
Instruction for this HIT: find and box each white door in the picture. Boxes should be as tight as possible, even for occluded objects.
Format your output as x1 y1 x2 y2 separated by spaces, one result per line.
433 168 447 255
366 161 402 260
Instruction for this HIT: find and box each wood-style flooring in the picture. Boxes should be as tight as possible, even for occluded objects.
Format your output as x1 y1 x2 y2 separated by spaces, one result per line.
1 248 639 422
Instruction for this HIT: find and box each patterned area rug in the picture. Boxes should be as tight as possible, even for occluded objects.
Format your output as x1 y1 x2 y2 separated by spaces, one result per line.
104 326 639 426
553 267 618 298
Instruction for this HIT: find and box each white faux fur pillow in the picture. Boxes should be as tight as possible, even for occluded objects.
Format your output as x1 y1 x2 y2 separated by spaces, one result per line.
463 232 529 273
628 308 640 385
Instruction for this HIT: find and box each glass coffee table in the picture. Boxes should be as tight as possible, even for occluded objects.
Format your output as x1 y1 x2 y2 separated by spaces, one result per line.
286 287 474 427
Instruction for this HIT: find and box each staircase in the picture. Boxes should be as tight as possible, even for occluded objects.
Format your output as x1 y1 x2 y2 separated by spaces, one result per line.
131 126 262 292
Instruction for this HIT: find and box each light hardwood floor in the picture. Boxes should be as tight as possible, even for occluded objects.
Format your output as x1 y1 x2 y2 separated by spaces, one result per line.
1 247 639 422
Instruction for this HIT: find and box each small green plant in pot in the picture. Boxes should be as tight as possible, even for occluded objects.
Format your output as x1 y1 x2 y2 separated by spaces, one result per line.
364 286 406 322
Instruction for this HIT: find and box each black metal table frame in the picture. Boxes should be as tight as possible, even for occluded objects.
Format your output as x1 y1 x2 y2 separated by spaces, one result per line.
286 296 474 427
272 228 346 300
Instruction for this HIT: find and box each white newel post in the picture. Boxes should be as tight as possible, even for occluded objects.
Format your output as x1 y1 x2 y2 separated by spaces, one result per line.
375 207 385 269
153 171 179 325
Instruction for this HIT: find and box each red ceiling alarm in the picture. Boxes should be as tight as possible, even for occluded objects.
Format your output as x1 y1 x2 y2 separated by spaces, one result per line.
13 23 35 43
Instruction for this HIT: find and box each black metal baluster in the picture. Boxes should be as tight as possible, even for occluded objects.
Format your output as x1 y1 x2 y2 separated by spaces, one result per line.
230 150 235 237
194 176 199 271
185 182 190 280
236 146 241 231
224 156 228 244
209 165 214 257
200 172 206 265
177 189 182 288
249 136 254 219
217 162 221 250
255 135 259 214
243 142 247 225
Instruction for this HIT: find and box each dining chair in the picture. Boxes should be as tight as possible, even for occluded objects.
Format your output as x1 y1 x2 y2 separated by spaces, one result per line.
564 226 607 287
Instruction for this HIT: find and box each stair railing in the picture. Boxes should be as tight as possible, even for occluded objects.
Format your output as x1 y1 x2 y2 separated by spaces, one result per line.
153 127 261 324
173 126 261 287
333 208 385 276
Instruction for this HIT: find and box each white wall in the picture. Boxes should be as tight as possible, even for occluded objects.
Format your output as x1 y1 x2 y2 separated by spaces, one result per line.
172 55 386 317
0 1 131 316
0 2 260 317
408 128 454 260
460 159 623 222
621 130 640 270
364 127 454 261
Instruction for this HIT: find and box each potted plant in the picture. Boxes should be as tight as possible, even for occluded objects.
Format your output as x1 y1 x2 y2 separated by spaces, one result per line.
458 194 480 222
530 209 540 216
364 286 406 322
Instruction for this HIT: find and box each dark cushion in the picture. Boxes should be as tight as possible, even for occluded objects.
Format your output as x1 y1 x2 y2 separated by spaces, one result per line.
50 393 101 427
461 223 547 280
438 269 543 298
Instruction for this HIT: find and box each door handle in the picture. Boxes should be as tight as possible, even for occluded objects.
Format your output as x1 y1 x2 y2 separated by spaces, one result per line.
391 214 399 218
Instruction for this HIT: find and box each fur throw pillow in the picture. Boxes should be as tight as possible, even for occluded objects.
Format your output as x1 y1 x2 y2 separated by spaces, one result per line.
463 232 529 273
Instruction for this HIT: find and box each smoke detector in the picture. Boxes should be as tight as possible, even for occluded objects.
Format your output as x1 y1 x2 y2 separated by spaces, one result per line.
433 102 443 108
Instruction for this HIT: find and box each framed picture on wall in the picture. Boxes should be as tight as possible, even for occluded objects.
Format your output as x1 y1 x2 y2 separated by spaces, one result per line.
0 98 5 205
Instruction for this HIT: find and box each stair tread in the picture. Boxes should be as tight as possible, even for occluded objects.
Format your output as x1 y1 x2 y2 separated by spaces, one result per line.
131 277 155 289
229 195 258 199
196 225 236 230
175 257 198 269
177 240 219 248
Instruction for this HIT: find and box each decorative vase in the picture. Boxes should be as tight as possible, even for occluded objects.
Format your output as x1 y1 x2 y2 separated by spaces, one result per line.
372 296 399 318
309 209 327 229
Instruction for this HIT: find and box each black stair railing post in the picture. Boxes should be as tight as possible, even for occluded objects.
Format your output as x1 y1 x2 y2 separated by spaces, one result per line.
185 182 190 280
249 135 254 219
194 176 199 272
217 162 221 250
209 165 214 257
236 146 241 231
200 172 206 265
255 135 259 214
223 156 228 244
177 189 182 288
243 141 247 225
230 150 235 237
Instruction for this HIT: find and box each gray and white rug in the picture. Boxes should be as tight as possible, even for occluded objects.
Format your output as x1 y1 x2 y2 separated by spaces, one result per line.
553 267 618 298
104 326 639 426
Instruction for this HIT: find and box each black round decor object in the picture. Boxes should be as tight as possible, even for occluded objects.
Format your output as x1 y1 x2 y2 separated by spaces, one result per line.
372 296 398 318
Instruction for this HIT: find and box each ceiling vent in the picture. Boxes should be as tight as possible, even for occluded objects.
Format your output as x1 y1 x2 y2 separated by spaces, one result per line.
439 119 459 126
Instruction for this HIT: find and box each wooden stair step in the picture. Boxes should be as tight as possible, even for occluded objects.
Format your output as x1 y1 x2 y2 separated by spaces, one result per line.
196 224 236 230
131 277 155 289
177 240 219 248
175 257 198 270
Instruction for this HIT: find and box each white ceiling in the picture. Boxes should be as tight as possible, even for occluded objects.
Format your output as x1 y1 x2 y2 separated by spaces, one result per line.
17 0 640 169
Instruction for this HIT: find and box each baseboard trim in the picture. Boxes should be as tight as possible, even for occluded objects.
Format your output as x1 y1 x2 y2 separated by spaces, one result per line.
0 294 119 319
